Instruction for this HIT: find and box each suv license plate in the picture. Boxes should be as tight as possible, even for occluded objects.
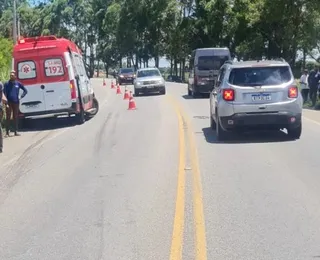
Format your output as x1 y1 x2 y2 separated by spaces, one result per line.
252 94 271 101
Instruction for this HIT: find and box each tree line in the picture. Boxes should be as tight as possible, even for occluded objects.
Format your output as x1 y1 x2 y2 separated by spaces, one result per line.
0 0 319 79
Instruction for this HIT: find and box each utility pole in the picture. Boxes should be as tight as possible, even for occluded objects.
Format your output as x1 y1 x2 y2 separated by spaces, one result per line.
17 12 20 40
13 0 17 44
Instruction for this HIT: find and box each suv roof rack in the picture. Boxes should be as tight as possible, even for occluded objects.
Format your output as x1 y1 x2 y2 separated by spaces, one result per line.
255 58 286 62
224 60 233 65
272 58 286 62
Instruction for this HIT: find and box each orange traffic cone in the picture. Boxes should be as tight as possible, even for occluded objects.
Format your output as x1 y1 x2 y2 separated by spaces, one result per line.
123 88 129 100
103 78 106 86
128 94 136 110
116 85 122 94
111 81 115 89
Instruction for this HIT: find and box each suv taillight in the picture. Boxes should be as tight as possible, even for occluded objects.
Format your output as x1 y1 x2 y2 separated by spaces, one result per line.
288 86 298 98
223 89 234 101
70 79 77 99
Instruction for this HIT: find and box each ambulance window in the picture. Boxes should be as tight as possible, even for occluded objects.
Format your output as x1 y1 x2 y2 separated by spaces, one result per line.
79 60 86 76
73 55 81 76
17 61 36 79
44 58 64 76
76 56 84 76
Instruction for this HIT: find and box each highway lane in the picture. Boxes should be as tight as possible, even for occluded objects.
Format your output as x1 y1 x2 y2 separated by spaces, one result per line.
0 79 180 260
168 82 320 259
2 78 320 259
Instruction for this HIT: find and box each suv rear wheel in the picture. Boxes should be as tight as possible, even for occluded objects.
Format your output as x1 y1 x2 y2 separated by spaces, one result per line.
216 113 230 141
210 115 216 130
287 124 302 140
210 107 216 130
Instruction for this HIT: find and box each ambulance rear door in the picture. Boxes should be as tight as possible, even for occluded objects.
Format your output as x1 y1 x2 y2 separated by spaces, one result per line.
40 57 72 111
17 59 47 114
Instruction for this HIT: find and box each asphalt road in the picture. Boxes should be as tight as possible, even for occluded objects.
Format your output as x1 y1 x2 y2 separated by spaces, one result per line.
1 78 320 259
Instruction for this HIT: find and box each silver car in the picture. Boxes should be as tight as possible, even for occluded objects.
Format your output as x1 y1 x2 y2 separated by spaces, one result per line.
134 68 166 96
209 59 303 141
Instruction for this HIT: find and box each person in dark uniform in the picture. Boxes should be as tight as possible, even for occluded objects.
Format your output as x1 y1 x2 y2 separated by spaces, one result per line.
308 66 320 107
3 70 28 136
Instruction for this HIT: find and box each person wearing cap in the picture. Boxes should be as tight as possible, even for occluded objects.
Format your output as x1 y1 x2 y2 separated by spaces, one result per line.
299 69 309 104
3 70 28 136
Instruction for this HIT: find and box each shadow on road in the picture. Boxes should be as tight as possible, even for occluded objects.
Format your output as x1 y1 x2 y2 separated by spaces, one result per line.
134 92 164 97
201 127 293 144
182 94 209 100
19 117 77 132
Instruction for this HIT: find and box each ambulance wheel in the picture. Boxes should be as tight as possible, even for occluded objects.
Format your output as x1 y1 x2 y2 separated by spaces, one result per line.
91 97 99 116
76 109 85 125
86 97 99 119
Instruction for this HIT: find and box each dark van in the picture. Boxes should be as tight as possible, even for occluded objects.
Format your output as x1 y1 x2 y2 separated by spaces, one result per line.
188 48 231 97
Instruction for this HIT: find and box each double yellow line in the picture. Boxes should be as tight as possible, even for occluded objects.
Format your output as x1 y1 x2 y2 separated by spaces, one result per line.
167 95 207 260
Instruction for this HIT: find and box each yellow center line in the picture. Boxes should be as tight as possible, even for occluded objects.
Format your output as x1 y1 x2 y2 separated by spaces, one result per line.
167 94 207 260
186 115 208 260
168 95 186 260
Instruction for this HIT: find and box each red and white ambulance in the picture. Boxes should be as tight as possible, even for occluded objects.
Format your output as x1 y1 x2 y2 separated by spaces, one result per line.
13 35 99 124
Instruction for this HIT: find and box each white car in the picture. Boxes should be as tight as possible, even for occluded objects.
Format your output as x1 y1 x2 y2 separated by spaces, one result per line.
134 68 166 96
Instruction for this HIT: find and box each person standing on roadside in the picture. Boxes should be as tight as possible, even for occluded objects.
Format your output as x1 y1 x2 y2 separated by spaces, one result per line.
300 69 309 104
308 66 320 107
3 70 28 136
0 81 7 153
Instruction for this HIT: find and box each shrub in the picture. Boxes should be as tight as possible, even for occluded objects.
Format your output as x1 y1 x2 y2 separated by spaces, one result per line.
0 37 13 127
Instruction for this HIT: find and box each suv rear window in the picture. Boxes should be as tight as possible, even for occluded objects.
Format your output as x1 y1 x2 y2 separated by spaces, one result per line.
228 66 291 86
44 58 64 77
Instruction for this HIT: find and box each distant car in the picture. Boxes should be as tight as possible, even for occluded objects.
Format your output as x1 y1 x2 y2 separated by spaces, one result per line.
134 68 166 96
209 59 303 141
117 67 135 85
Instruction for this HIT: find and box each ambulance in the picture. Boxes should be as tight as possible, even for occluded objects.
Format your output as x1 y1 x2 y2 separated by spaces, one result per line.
13 35 99 125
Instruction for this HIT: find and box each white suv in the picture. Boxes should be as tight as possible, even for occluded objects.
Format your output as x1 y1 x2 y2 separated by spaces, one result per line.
209 60 303 141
